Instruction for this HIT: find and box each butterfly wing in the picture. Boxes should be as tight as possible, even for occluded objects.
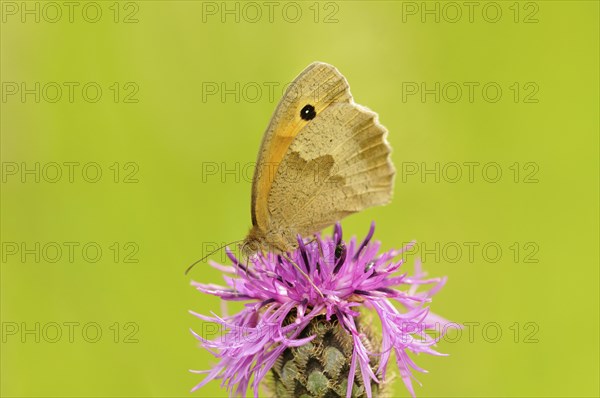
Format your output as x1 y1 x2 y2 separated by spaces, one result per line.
267 100 395 237
251 62 352 232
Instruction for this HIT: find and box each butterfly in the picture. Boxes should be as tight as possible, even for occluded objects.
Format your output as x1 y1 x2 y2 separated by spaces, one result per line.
241 62 395 257
186 62 394 276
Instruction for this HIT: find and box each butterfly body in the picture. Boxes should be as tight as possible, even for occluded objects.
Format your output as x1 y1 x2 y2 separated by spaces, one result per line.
241 62 395 258
242 225 297 257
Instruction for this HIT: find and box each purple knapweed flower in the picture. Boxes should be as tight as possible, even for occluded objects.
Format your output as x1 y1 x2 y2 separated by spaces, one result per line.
190 222 451 398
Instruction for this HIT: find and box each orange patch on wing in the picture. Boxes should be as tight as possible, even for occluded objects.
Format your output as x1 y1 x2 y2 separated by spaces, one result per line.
252 96 334 230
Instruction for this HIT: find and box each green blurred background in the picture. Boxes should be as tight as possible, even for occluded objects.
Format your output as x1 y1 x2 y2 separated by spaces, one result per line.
1 1 598 397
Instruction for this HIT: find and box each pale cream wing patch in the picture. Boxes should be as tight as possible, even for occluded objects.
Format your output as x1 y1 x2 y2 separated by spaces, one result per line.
266 101 395 237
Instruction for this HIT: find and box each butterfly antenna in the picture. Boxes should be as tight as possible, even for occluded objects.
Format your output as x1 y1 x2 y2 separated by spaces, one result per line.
185 239 244 275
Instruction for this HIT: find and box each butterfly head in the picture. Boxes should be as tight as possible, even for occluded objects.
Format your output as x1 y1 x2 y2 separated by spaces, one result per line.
240 227 264 258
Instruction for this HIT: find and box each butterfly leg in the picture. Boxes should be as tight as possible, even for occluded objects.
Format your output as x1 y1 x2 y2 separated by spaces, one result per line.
281 253 324 299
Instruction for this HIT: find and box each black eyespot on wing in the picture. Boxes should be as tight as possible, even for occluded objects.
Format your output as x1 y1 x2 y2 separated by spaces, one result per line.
300 104 316 121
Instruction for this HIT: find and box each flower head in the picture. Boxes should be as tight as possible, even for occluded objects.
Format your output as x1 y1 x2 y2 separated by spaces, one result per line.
190 222 451 397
